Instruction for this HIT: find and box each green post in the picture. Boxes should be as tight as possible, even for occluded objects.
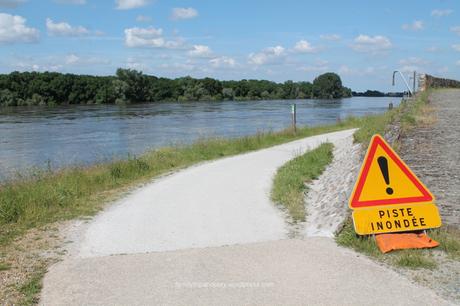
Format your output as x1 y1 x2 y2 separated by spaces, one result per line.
291 104 297 133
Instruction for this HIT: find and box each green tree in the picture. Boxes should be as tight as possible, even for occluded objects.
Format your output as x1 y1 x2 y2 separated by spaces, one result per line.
312 72 343 99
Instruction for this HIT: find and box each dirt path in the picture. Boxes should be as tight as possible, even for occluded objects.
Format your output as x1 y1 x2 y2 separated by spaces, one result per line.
40 129 449 305
400 89 460 227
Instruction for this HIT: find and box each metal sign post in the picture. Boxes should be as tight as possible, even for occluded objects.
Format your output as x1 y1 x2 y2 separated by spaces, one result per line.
291 104 297 133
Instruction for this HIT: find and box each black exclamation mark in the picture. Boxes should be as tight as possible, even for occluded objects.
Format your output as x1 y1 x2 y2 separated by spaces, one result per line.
377 156 393 195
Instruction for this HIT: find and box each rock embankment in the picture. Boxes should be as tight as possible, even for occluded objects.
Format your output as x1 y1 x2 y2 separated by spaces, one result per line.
303 136 361 237
400 89 460 228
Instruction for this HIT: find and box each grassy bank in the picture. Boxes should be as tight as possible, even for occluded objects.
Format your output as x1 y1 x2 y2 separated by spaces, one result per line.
271 143 334 222
0 119 365 246
336 219 460 268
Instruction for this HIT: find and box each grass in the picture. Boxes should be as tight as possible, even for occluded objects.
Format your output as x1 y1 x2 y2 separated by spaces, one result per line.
429 227 460 260
271 143 334 222
0 118 365 247
0 262 11 271
393 251 437 269
17 266 46 306
336 218 441 269
336 219 382 258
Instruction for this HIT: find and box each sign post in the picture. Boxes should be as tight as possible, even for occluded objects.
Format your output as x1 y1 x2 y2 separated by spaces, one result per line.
291 104 297 133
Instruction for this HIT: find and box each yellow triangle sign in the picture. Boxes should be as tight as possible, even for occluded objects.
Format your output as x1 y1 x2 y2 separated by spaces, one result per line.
349 134 434 209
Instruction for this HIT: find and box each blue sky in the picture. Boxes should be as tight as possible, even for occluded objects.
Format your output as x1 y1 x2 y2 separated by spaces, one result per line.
0 0 459 91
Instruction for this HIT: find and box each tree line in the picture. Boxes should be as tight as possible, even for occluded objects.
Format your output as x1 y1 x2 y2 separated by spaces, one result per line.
352 90 403 97
0 69 352 107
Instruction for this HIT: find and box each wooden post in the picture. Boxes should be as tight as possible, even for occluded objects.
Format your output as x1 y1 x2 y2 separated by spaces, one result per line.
413 71 416 95
291 104 297 133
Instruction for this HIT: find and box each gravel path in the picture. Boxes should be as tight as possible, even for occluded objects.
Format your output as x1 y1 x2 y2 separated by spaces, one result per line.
40 129 450 305
400 89 460 227
42 239 451 306
75 129 357 257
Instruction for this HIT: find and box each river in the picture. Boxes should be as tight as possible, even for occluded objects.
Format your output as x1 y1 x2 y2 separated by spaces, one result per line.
0 97 399 181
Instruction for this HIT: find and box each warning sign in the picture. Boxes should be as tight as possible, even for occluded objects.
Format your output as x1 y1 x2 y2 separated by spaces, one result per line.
349 134 434 209
352 203 442 235
349 134 442 235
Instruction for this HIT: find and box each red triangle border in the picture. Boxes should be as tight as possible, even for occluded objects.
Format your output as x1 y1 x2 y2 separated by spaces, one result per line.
350 135 433 208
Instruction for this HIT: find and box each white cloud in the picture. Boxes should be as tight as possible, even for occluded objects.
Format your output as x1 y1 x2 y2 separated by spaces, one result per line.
46 18 89 36
10 54 110 73
188 45 213 58
64 53 110 65
124 27 162 47
124 26 182 49
320 34 340 41
54 0 86 4
453 44 460 52
456 60 460 66
451 26 460 35
398 58 429 75
399 57 430 66
14 61 63 72
351 35 392 53
136 15 151 22
431 9 453 17
116 0 150 10
209 56 236 68
65 54 80 64
402 20 424 31
0 0 26 8
0 13 39 44
171 7 198 20
248 45 285 65
338 65 381 76
125 57 150 71
293 40 318 53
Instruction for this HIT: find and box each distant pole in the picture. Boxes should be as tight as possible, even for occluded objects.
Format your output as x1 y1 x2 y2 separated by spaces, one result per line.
413 71 416 96
291 104 297 133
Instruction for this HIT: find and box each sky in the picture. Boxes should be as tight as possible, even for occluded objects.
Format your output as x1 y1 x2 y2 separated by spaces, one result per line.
0 0 459 91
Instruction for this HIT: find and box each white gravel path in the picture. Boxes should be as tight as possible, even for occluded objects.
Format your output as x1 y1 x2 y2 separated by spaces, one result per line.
77 129 356 257
41 129 450 305
42 239 450 306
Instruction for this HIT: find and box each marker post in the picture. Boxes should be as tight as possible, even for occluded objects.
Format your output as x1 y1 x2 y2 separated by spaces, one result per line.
291 104 297 134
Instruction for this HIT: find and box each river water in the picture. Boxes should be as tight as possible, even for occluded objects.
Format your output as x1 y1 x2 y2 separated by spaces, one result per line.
0 97 399 180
